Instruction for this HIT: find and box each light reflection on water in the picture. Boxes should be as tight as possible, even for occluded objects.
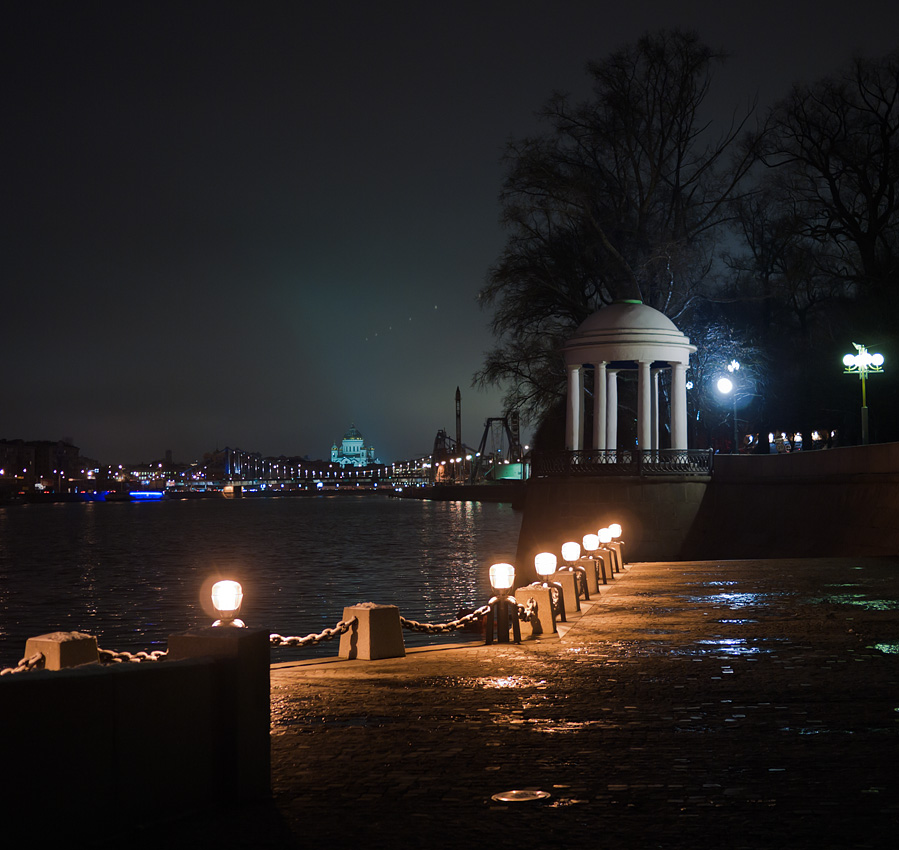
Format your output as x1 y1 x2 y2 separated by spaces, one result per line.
809 593 899 611
683 592 780 609
0 496 521 665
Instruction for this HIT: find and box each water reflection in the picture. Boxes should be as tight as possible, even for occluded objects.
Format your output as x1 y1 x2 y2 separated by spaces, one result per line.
0 497 522 666
472 676 547 689
692 638 768 656
684 592 777 609
810 593 899 611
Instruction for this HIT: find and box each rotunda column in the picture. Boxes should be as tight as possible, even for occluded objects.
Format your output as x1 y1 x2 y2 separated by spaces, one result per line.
566 364 584 451
651 367 661 455
637 360 652 454
671 360 689 450
606 369 618 454
593 362 607 451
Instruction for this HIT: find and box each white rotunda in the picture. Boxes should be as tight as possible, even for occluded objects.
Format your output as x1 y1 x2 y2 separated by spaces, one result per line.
562 301 696 453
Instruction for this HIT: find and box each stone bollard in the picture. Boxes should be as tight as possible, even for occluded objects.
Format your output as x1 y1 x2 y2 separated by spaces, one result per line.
339 603 406 660
596 549 614 583
576 558 600 594
24 631 99 669
550 571 581 614
609 541 625 570
167 626 271 800
515 585 556 636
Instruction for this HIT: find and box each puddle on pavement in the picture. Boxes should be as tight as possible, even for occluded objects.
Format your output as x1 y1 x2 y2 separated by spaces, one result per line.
809 593 899 611
526 719 617 734
681 592 785 609
467 676 548 689
685 580 741 587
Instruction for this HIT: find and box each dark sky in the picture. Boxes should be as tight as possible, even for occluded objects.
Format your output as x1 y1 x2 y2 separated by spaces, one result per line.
5 1 899 464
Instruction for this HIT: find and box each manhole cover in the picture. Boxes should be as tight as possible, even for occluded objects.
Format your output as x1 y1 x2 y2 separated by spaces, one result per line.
491 789 551 802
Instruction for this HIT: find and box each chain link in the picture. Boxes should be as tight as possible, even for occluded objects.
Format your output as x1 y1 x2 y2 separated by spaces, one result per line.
98 648 168 663
400 604 491 633
517 597 539 623
270 616 358 647
0 651 45 676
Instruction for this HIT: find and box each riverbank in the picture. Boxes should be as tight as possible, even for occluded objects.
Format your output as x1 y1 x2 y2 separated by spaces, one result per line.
392 481 527 508
118 555 899 849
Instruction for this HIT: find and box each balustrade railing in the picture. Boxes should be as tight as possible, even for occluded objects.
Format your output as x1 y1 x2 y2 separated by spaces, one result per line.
532 448 713 477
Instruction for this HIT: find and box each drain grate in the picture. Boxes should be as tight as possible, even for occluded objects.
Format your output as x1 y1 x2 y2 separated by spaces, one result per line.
491 789 551 802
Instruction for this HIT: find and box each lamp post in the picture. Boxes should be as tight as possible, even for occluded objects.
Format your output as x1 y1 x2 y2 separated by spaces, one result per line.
486 562 520 644
843 343 885 445
560 540 589 601
716 360 740 452
211 579 246 627
534 552 566 623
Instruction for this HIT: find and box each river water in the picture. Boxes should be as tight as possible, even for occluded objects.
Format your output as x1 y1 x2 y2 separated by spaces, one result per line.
0 494 522 667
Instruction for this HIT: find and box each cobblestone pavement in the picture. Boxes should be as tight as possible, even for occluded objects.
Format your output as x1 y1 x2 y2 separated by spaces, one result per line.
128 557 899 849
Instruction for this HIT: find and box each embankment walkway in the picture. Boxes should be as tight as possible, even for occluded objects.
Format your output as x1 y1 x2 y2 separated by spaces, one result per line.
127 556 899 849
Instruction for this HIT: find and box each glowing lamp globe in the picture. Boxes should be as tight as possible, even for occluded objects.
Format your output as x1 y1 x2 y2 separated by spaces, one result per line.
534 552 557 577
598 527 612 545
211 580 246 627
561 541 581 563
489 562 516 592
609 523 622 539
582 533 599 553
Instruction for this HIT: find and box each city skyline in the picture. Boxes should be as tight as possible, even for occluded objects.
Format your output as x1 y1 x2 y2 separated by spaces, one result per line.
5 2 899 464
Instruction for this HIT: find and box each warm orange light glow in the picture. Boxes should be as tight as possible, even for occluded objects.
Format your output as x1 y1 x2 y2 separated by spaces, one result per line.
211 580 243 616
582 533 599 553
489 562 516 591
561 541 580 563
598 527 612 544
534 552 557 576
609 523 622 539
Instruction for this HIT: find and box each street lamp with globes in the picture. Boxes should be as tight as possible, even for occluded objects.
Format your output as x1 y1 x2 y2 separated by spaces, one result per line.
843 343 884 445
716 360 740 451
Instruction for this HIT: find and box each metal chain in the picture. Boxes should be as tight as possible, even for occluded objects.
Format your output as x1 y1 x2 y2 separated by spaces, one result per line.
0 651 45 676
524 581 562 612
400 604 491 633
98 648 168 663
517 597 538 623
270 616 358 647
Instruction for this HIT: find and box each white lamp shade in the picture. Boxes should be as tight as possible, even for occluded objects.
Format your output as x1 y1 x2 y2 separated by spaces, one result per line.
534 552 557 576
561 541 581 562
489 562 516 591
211 580 243 615
598 527 612 544
609 523 622 539
582 533 599 552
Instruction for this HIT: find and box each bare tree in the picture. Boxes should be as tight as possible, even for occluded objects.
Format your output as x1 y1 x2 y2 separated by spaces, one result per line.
476 30 757 426
758 51 899 296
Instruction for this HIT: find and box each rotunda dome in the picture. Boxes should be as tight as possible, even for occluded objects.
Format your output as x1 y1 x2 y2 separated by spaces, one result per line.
573 300 680 334
563 301 694 365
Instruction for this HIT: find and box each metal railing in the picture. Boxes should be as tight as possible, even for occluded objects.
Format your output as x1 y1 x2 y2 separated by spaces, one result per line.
532 448 714 477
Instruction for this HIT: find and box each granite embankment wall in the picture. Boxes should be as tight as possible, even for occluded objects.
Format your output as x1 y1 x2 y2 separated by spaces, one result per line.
516 443 899 580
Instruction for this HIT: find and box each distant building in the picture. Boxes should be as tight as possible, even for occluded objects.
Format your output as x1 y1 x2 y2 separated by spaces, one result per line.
331 424 380 468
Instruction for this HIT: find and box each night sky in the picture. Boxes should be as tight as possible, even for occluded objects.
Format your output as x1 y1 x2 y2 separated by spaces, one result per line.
5 1 899 464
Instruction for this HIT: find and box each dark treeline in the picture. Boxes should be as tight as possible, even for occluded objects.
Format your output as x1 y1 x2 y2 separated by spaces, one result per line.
476 29 899 450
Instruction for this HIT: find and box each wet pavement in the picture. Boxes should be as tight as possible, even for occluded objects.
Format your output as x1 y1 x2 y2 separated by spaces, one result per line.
128 557 899 849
